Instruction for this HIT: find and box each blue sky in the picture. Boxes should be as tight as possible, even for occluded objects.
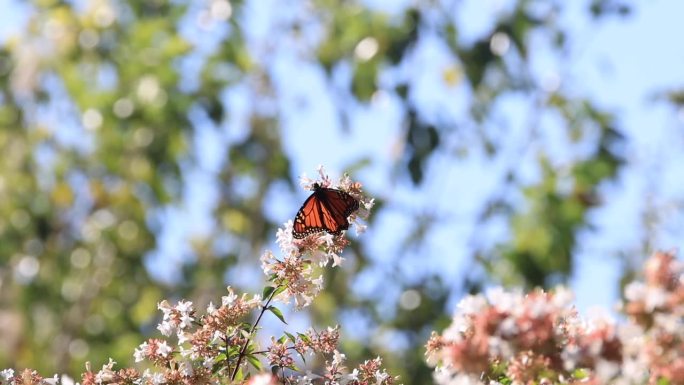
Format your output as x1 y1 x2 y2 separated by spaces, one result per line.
2 0 684 321
275 0 684 314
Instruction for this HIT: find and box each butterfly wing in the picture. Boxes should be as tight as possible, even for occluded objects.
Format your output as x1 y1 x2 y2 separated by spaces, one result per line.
293 193 326 238
319 188 359 232
292 187 359 239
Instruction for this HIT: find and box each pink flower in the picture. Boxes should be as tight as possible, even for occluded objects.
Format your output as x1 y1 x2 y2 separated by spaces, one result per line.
245 373 279 385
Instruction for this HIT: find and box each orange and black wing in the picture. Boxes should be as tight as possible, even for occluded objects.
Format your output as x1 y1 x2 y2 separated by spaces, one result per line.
318 188 359 232
293 193 327 239
292 187 359 239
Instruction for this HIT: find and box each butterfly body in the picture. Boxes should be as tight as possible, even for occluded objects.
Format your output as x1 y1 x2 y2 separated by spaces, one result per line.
292 183 360 239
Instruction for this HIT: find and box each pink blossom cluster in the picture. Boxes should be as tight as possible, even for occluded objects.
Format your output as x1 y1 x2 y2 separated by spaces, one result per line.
247 352 395 385
0 169 391 385
426 251 684 385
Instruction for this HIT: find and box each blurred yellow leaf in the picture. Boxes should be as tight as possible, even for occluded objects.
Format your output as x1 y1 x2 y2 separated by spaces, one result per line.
51 182 74 207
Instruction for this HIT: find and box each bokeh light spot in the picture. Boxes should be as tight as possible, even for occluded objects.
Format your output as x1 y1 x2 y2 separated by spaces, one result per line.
355 37 379 62
82 109 103 131
490 32 510 56
399 289 421 310
15 255 39 284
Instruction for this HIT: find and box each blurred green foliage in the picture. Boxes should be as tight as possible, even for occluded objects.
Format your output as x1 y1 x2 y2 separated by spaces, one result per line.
0 0 643 383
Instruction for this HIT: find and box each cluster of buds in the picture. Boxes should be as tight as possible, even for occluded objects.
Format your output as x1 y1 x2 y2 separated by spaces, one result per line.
426 250 684 384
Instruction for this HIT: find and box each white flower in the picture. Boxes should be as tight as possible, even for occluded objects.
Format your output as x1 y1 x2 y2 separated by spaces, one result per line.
312 275 324 290
176 300 193 313
177 332 191 345
150 372 166 385
624 282 646 302
157 341 172 357
276 221 297 255
157 321 174 336
310 249 329 267
338 173 352 190
443 315 470 338
296 374 315 385
179 313 194 329
498 316 518 336
94 359 117 383
619 357 649 383
42 374 61 385
457 294 487 315
595 359 619 381
375 370 390 383
644 287 667 311
248 374 276 385
299 173 315 189
250 294 262 305
526 296 550 318
59 374 75 385
486 287 520 313
222 288 238 306
330 252 345 267
260 251 277 275
354 222 367 235
654 313 681 333
332 350 346 366
211 330 224 344
134 342 148 362
178 360 193 377
158 300 172 316
346 369 359 381
0 369 14 381
433 369 485 385
552 286 574 307
488 336 513 359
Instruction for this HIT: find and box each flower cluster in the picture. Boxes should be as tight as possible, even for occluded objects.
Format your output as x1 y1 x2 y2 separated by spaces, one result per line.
156 299 195 337
0 369 55 385
0 169 392 385
263 166 374 309
618 251 684 384
425 287 581 384
426 250 684 385
244 352 395 385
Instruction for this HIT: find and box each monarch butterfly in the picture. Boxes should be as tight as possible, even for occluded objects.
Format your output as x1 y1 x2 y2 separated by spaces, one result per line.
292 183 360 239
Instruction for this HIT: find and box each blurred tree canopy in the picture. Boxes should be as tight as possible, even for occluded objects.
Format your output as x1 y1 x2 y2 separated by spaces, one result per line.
2 0 673 383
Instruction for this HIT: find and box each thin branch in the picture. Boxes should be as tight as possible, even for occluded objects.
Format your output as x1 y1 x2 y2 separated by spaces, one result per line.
230 286 280 381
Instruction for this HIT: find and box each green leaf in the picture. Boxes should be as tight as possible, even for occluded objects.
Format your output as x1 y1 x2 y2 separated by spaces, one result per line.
262 285 275 299
226 346 240 358
273 285 287 297
233 367 244 381
284 331 296 343
297 332 311 343
246 354 262 370
267 306 287 324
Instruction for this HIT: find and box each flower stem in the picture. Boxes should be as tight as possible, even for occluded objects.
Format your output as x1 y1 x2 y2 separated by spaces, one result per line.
230 286 280 381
